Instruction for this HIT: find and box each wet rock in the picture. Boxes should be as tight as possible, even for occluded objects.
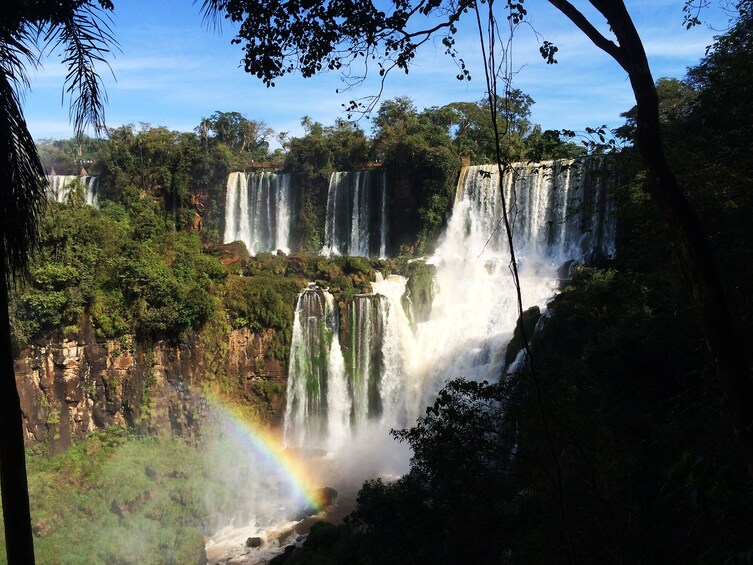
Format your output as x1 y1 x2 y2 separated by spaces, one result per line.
15 319 288 450
315 486 338 508
245 537 263 548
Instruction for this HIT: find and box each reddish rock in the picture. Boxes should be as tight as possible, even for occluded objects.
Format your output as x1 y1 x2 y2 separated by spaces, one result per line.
15 320 288 450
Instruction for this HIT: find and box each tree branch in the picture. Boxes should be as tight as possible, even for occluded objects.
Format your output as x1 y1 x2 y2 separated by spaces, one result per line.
547 0 628 71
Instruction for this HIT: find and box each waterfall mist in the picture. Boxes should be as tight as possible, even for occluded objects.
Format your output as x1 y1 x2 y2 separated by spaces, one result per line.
285 159 615 480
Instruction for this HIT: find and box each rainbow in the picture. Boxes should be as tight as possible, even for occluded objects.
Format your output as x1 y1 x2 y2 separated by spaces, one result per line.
204 393 324 512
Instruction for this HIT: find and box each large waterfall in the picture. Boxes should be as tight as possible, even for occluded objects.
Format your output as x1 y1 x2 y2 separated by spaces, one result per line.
321 171 388 258
46 175 99 207
284 159 615 460
224 172 292 255
455 159 616 263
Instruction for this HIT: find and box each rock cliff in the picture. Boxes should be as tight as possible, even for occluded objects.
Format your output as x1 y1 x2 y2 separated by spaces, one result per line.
15 319 287 453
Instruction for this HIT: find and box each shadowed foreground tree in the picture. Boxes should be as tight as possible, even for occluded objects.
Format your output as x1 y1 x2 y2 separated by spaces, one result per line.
546 0 753 477
0 1 114 562
203 0 753 478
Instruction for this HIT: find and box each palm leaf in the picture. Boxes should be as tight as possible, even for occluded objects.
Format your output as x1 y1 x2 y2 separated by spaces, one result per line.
43 1 118 137
0 69 45 283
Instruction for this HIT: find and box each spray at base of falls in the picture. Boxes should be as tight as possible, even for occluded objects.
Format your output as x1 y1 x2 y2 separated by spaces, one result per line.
202 396 336 564
285 158 615 461
224 172 293 255
208 158 615 561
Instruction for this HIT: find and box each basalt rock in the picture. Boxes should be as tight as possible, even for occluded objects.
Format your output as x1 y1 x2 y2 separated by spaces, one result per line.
15 319 287 452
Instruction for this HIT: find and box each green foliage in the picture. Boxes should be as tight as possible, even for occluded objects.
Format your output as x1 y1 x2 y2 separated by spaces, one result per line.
11 203 224 342
424 92 532 162
400 260 435 326
224 275 296 333
372 97 460 252
37 136 104 175
423 93 585 163
94 123 232 237
199 111 273 162
8 428 208 565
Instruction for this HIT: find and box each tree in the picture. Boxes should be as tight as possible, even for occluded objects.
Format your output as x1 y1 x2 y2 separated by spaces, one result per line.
546 0 753 479
201 110 273 159
202 0 753 479
422 92 533 162
370 97 458 250
0 1 114 562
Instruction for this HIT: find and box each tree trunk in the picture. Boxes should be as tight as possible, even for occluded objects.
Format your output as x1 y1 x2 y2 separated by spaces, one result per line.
615 20 753 480
0 255 35 564
551 0 753 478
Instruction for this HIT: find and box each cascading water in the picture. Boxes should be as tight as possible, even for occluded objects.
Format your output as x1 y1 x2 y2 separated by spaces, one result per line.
417 159 615 400
46 175 99 207
322 171 388 258
213 158 615 561
285 158 615 453
284 275 417 453
346 294 382 427
224 172 293 255
284 286 350 451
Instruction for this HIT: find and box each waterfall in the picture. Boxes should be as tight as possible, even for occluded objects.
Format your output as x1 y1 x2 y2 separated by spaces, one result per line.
284 287 349 450
223 172 293 255
322 171 388 257
85 176 100 207
346 294 385 426
208 158 615 560
46 175 99 207
284 158 615 458
453 160 616 263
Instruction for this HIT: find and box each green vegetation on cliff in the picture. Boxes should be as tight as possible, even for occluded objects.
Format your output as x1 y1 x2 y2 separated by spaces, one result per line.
0 428 207 565
11 200 224 347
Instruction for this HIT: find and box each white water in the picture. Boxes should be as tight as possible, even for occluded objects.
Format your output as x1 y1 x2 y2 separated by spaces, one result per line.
214 159 615 561
287 158 615 453
46 175 99 207
322 171 388 257
224 172 293 255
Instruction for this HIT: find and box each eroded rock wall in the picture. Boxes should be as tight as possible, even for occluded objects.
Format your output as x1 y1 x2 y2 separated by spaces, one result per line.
15 320 287 453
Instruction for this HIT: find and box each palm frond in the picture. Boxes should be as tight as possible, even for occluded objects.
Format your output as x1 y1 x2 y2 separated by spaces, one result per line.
0 2 116 283
43 1 118 137
0 24 41 91
199 0 226 33
0 70 45 283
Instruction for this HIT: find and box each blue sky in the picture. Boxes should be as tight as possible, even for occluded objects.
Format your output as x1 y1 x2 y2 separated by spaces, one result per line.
23 1 732 144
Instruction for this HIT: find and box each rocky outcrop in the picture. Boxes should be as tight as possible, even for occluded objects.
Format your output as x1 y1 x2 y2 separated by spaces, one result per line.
15 320 287 453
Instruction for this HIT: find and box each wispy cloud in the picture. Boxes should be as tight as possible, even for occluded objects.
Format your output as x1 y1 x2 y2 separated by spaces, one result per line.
22 0 728 140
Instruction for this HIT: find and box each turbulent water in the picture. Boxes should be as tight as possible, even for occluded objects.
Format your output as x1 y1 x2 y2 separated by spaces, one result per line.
285 159 615 453
46 175 99 207
212 158 615 562
321 171 388 258
224 172 293 255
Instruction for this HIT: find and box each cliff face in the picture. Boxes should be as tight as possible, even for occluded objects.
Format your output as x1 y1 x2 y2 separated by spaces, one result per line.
15 320 287 453
388 171 420 251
